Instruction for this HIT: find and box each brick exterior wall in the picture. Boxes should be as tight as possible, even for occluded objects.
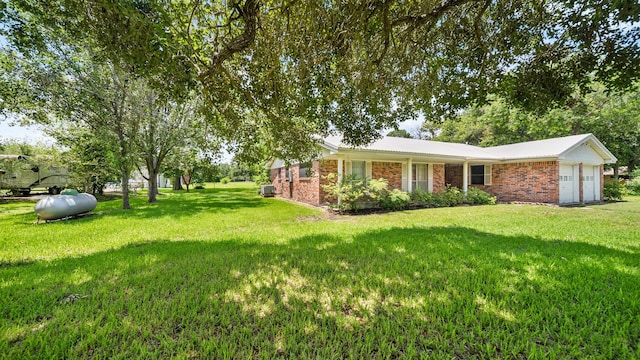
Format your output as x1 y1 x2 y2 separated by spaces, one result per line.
319 159 339 205
273 159 405 205
271 158 580 205
372 162 403 190
443 162 561 203
578 163 584 204
483 161 560 203
270 161 322 205
432 164 445 194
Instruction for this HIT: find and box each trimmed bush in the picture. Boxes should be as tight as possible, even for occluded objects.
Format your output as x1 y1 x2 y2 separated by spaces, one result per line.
410 186 496 208
379 189 411 211
323 173 496 213
322 174 389 213
410 187 436 207
465 187 497 205
438 185 465 207
604 181 624 200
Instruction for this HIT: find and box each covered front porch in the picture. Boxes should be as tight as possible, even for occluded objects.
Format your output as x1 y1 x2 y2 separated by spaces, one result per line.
322 152 493 195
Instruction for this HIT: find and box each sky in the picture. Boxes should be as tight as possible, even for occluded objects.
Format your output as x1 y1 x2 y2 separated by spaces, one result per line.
0 121 54 144
1 118 424 145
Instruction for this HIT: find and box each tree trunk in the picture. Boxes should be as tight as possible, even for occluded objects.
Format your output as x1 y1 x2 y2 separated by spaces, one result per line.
173 174 183 190
182 174 191 192
121 166 131 209
147 171 158 203
146 156 159 203
613 165 619 182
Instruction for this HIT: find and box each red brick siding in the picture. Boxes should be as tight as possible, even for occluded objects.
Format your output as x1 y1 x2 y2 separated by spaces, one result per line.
432 164 446 194
372 162 403 190
319 159 339 205
483 161 560 204
579 163 584 204
599 165 604 200
270 167 287 198
270 162 321 205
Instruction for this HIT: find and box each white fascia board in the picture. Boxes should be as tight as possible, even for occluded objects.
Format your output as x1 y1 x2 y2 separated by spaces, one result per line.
319 141 339 154
336 148 471 163
587 136 617 164
496 156 559 164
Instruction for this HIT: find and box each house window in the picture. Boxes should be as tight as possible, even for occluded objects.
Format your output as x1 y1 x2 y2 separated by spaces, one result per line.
351 161 366 179
471 165 492 185
299 161 312 178
412 164 428 190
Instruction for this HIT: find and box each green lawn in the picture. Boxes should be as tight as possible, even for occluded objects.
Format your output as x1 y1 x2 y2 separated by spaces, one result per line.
1 183 639 359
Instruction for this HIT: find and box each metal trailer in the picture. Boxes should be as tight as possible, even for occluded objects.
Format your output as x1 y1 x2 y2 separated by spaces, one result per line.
0 155 70 196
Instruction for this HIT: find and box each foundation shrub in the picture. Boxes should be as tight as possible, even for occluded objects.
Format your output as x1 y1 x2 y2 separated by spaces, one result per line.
410 188 434 207
438 185 465 207
379 189 411 211
410 187 495 207
321 174 388 213
465 187 497 205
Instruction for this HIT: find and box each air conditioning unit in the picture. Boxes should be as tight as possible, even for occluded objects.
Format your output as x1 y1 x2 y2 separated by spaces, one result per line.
260 185 275 197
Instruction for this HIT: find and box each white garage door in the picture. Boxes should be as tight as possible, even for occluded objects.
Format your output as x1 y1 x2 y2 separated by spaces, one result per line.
559 165 577 204
583 166 599 202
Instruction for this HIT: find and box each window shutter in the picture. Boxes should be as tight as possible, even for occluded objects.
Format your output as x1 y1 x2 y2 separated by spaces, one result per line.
484 165 492 185
346 161 352 176
366 161 372 179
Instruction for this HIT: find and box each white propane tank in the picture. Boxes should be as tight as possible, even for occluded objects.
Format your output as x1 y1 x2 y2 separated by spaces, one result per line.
34 193 97 221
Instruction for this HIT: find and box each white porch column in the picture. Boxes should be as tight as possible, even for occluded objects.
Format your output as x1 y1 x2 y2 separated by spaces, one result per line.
407 158 413 193
462 161 469 194
337 157 344 205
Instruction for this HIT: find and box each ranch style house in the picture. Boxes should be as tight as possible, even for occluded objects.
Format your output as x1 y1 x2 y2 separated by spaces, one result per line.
268 133 617 206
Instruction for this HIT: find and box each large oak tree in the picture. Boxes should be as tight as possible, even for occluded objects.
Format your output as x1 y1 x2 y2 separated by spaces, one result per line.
2 0 639 163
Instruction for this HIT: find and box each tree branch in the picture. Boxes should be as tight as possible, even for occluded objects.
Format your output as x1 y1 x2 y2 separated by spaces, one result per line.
202 0 260 79
373 0 391 66
473 0 491 74
392 0 478 29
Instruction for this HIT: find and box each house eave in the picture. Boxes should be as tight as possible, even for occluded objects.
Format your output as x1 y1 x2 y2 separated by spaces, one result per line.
328 148 500 163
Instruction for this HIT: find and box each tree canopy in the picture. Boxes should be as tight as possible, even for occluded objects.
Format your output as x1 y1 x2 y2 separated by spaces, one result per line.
2 0 639 162
427 87 640 174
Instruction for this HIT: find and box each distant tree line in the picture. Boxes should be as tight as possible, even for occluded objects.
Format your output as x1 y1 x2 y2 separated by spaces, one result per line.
416 86 640 179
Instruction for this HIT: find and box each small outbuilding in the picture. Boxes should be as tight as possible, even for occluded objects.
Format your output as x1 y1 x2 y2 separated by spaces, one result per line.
268 134 617 206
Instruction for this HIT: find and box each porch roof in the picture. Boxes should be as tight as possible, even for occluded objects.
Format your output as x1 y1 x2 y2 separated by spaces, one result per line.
322 135 498 161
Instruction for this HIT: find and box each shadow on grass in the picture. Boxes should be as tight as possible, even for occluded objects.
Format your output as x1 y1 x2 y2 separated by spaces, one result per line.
1 227 638 358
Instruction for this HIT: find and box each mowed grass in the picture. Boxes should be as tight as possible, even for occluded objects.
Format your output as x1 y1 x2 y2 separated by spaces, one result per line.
1 183 639 359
